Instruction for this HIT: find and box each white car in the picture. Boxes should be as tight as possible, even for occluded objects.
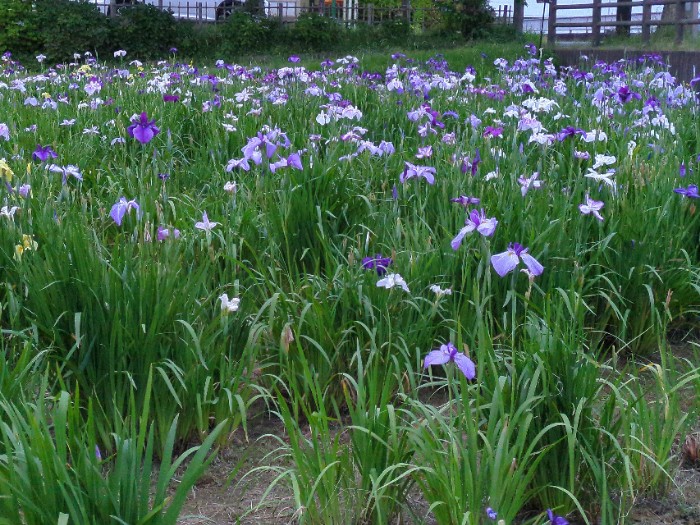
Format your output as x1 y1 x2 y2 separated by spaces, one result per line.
97 0 267 22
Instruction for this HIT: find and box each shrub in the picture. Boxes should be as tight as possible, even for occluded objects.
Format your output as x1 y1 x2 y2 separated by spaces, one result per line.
0 0 41 61
220 11 282 55
291 12 341 51
32 0 113 63
113 3 178 59
435 0 494 40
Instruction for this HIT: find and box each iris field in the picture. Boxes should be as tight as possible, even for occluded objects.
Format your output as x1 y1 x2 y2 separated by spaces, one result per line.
1 46 700 524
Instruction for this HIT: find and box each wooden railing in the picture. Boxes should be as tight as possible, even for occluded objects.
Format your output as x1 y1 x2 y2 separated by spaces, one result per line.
548 0 700 45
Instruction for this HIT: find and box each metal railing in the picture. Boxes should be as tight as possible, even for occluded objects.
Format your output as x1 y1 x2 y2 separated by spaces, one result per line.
94 0 448 25
547 0 700 45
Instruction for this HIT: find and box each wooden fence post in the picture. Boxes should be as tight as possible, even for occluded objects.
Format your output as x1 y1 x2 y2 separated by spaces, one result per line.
367 3 374 25
110 0 116 18
675 0 685 44
592 0 601 46
547 0 557 46
642 0 651 43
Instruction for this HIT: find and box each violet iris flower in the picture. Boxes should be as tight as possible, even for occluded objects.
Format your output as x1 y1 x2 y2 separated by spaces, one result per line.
491 243 544 277
362 254 392 276
424 342 476 380
451 209 498 250
674 184 700 198
483 126 503 138
163 94 180 103
679 162 686 177
546 509 569 525
486 507 498 521
615 85 641 104
127 112 160 144
32 144 57 163
450 195 481 207
557 126 586 142
579 194 605 221
110 197 140 226
400 162 436 184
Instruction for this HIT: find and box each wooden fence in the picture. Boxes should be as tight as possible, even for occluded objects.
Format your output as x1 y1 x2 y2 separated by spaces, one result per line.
547 0 700 45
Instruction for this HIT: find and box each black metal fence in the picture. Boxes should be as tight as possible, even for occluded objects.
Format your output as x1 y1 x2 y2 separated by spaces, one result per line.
94 0 513 28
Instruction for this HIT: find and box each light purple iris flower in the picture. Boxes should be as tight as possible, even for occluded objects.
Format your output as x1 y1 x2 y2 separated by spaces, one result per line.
286 152 303 170
110 197 140 226
579 194 605 221
679 162 686 178
157 226 181 241
451 209 498 250
47 164 82 184
518 172 543 197
416 145 433 159
32 144 58 163
674 184 700 198
195 211 220 231
491 243 544 277
423 342 476 380
226 158 251 172
400 162 436 184
127 112 160 144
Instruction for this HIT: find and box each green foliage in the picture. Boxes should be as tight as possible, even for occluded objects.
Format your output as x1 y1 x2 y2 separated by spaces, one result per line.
0 378 225 525
33 0 113 63
113 3 178 59
0 0 41 60
435 0 494 39
220 12 283 55
291 12 341 51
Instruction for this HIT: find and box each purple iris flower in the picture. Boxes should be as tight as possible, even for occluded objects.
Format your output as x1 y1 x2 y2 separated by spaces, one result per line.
461 149 481 176
518 172 543 197
491 243 544 277
157 226 181 241
423 342 476 380
400 162 436 185
288 55 301 63
392 185 399 200
615 85 641 104
674 184 700 198
286 152 303 170
579 194 605 221
362 254 393 276
547 509 569 525
110 197 140 226
556 126 586 142
483 126 503 138
679 162 686 178
32 144 58 163
450 195 481 207
163 94 180 103
486 507 498 520
127 112 160 144
47 164 82 184
451 209 498 250
226 158 251 172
